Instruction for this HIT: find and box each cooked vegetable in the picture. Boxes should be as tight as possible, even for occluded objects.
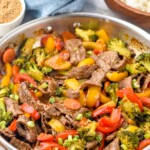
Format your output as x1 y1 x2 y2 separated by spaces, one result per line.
106 82 119 103
117 126 142 150
0 98 12 129
20 38 36 58
107 38 131 59
24 62 44 81
77 58 95 67
136 53 150 73
96 29 109 43
0 87 10 98
3 48 16 63
78 122 97 141
64 98 81 110
41 66 52 74
125 63 147 74
75 28 98 42
33 48 45 67
106 71 128 82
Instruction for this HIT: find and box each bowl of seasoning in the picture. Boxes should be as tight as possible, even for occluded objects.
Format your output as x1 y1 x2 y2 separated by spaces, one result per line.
105 0 150 29
0 0 25 37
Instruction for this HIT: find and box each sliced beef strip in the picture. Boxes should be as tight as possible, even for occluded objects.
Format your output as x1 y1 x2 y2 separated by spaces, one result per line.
0 128 14 138
80 68 106 89
67 64 97 79
18 82 35 107
105 131 117 141
119 76 133 89
40 113 52 133
10 137 31 150
16 115 38 143
65 39 86 65
66 89 80 99
103 137 120 150
119 75 137 89
86 140 98 149
38 78 58 96
112 57 127 70
142 74 150 91
96 51 126 71
4 97 23 117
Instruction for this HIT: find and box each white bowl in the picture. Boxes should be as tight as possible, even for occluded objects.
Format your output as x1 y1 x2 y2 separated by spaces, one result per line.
0 0 25 37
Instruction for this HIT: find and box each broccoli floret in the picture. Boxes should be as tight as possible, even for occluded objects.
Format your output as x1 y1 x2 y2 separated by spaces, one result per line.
78 122 97 142
75 28 98 42
25 62 44 82
41 66 52 75
120 98 141 122
0 87 10 98
20 38 36 58
106 83 119 103
63 135 86 150
33 48 45 67
0 98 12 129
140 122 150 139
117 125 141 150
13 58 26 67
125 63 147 74
55 86 65 97
136 53 150 73
132 79 140 89
107 38 131 59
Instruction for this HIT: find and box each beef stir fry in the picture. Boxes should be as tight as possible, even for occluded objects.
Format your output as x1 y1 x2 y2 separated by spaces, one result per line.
0 26 150 150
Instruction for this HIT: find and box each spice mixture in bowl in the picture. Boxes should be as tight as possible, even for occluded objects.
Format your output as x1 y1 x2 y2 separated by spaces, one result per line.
0 0 25 37
0 0 22 24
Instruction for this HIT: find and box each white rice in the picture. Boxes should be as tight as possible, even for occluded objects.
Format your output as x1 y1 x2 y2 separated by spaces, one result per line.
121 0 150 12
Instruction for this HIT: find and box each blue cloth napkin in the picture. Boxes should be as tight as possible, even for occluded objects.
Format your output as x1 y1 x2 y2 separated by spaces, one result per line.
25 0 85 18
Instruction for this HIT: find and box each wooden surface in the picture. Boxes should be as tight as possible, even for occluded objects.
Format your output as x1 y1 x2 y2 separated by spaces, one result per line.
105 0 150 29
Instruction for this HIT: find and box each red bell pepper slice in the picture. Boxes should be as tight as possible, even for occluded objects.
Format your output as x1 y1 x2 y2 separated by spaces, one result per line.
37 133 54 142
8 119 17 132
93 49 102 55
100 109 121 127
116 87 133 98
21 103 40 120
92 106 115 118
140 97 150 108
55 130 78 141
117 88 143 111
136 139 150 150
55 38 63 51
97 118 123 134
13 73 37 86
40 142 67 150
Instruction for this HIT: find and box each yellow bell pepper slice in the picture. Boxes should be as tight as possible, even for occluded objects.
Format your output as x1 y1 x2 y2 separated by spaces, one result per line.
79 90 86 106
136 89 150 98
99 101 116 109
45 55 71 70
24 112 30 118
99 91 111 104
45 37 55 53
82 41 106 50
1 76 10 87
35 91 43 98
96 29 109 43
126 125 138 133
5 63 13 77
64 78 80 91
78 58 95 67
106 71 128 82
86 86 100 108
12 84 19 94
48 118 65 133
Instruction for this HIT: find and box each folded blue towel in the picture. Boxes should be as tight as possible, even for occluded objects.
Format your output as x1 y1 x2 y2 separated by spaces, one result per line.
25 0 85 18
